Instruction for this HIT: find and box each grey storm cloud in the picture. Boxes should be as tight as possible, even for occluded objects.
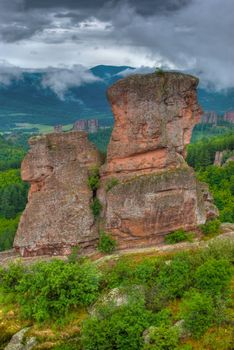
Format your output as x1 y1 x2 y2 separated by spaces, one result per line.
0 0 233 89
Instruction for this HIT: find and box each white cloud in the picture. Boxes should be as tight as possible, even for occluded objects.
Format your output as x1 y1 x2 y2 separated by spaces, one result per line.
0 59 23 85
41 64 103 99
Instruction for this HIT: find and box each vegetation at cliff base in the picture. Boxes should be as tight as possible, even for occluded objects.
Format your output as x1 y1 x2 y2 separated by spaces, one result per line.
0 239 233 349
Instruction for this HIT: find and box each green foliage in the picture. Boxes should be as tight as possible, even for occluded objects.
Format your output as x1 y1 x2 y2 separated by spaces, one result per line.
197 162 234 223
200 219 221 235
67 246 80 263
104 258 160 288
143 324 179 350
0 262 25 292
88 128 112 153
155 67 165 76
87 167 100 192
153 254 192 307
0 215 20 251
201 238 234 263
0 135 25 171
195 258 232 296
90 198 102 219
187 133 234 169
81 302 152 350
98 230 116 254
105 177 119 192
165 229 194 244
16 259 101 322
180 290 215 338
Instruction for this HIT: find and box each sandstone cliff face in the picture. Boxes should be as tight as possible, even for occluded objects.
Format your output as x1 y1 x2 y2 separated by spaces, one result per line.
14 132 101 257
100 72 217 249
14 72 218 256
101 72 202 179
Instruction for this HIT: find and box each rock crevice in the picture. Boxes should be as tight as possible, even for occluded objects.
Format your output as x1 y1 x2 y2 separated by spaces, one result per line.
14 72 218 256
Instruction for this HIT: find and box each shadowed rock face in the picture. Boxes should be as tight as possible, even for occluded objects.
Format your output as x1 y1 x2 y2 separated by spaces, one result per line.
14 132 101 257
100 72 218 249
102 72 202 179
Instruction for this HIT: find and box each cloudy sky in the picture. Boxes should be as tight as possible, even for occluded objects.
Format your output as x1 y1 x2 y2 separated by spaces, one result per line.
0 0 233 90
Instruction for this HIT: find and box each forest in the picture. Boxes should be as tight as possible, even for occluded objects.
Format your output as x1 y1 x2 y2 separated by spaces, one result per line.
0 136 28 251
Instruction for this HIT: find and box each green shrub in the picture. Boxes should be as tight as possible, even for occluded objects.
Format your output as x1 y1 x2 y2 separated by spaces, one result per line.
98 230 116 254
104 259 134 288
134 259 159 285
67 246 80 263
143 324 179 350
90 198 102 219
165 229 194 244
81 302 152 350
180 290 214 339
200 219 221 235
155 67 165 76
153 254 192 308
105 178 119 192
87 167 100 191
16 259 101 322
201 238 234 263
0 262 25 292
195 258 232 296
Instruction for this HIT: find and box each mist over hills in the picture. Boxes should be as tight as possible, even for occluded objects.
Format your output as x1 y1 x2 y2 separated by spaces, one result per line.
0 65 233 132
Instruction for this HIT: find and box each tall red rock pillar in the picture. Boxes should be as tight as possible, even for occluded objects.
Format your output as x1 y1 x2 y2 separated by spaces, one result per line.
100 72 218 249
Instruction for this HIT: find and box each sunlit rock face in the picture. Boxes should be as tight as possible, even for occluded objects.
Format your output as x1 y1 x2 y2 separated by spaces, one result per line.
14 132 101 257
100 72 218 249
101 72 202 180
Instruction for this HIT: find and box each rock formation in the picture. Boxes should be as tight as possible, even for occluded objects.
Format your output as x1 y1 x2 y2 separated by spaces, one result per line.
224 111 234 124
201 111 218 125
99 72 218 249
14 72 218 256
101 72 202 179
14 132 101 257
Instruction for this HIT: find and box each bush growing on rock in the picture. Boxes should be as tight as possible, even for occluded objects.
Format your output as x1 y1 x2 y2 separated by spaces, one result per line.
87 167 100 191
105 177 119 192
200 219 221 235
90 198 102 219
165 229 194 244
98 230 116 254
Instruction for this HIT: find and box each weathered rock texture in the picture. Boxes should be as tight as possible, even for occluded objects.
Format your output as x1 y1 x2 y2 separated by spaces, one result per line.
14 72 218 256
14 132 101 257
100 72 218 249
101 72 202 179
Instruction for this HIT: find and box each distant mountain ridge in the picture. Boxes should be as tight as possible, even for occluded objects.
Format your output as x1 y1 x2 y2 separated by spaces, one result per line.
0 65 233 131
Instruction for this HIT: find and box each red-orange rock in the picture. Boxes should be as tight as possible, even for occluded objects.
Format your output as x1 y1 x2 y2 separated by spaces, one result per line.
101 72 202 179
14 132 101 257
99 72 218 249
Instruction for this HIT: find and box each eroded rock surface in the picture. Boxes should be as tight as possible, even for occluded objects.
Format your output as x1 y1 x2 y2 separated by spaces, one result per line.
100 72 217 248
101 72 202 179
14 132 101 257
